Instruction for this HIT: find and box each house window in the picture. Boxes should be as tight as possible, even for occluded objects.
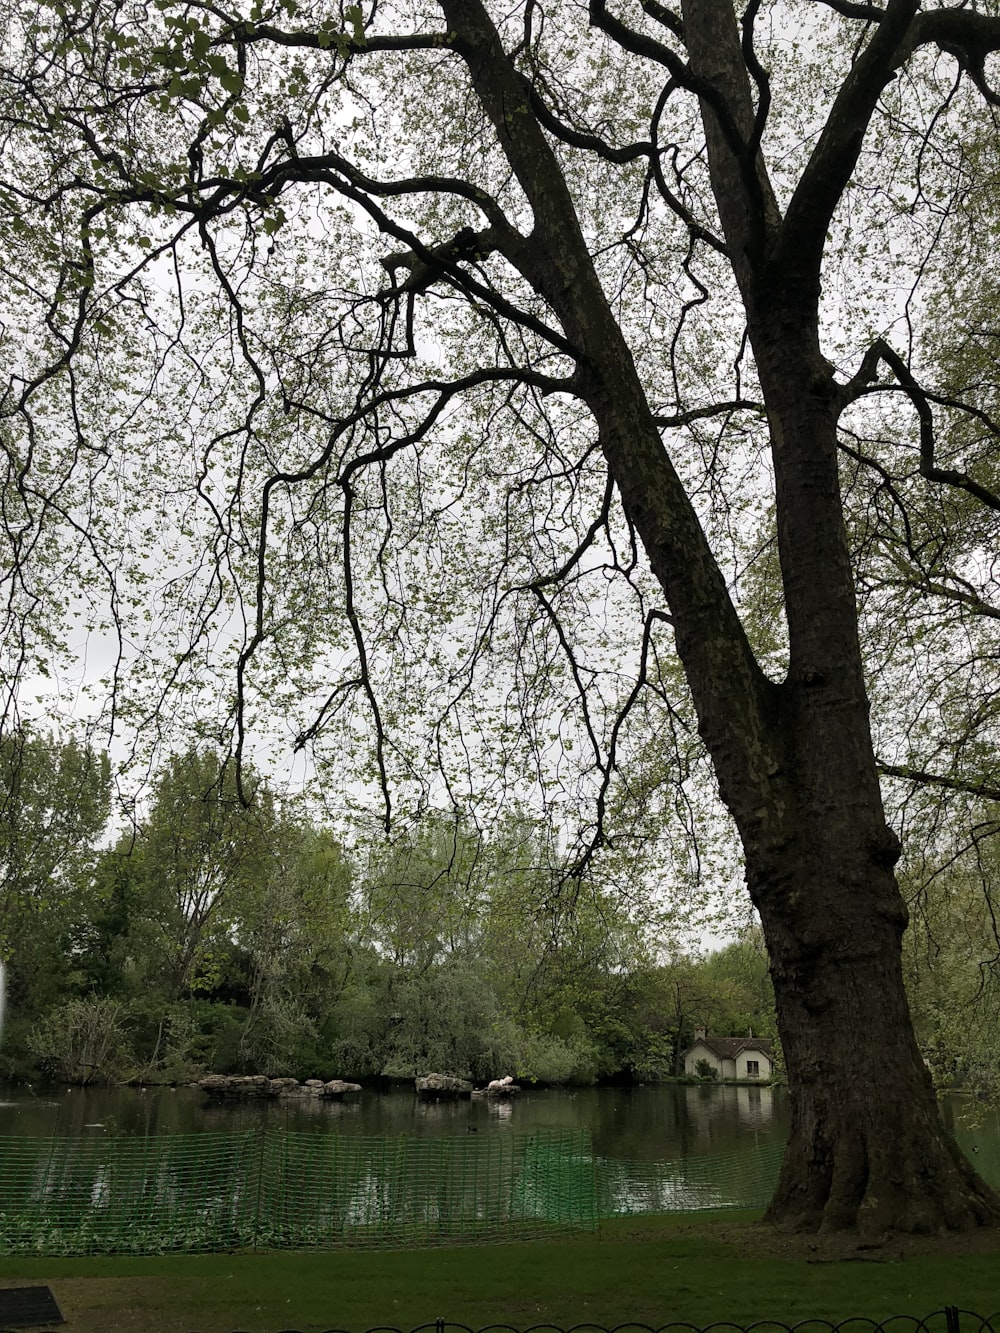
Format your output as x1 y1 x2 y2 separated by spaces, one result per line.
746 1060 759 1078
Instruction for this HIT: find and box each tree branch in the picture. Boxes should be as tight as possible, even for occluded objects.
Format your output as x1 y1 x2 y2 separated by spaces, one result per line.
879 762 1000 805
776 0 920 284
653 399 765 428
810 0 885 19
910 9 1000 106
841 339 1000 513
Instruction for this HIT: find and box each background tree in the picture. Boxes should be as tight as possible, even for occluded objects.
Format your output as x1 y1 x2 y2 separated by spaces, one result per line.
235 819 356 1075
900 807 1000 1107
355 812 665 1084
116 748 278 1000
0 728 111 1016
5 0 1000 1230
0 740 706 1086
698 931 778 1052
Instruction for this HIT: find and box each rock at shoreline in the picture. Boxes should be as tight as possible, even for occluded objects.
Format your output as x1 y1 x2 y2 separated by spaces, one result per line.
198 1075 282 1099
198 1074 361 1100
485 1076 520 1097
320 1079 363 1098
415 1073 473 1098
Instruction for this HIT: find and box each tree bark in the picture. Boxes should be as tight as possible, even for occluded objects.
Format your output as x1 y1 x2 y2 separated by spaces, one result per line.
762 881 996 1233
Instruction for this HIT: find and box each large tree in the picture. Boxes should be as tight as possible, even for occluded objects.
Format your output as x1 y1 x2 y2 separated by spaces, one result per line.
113 747 284 998
0 727 111 1013
5 0 1000 1231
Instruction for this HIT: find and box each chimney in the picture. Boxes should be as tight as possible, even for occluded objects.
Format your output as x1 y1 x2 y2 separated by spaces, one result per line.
694 1025 707 1042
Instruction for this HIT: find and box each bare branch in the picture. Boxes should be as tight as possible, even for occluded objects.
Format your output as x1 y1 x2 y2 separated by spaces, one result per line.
841 339 1000 513
653 399 765 428
880 762 1000 805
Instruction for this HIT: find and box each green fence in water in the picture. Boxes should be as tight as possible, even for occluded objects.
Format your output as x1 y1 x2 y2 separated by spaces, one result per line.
0 1129 790 1256
596 1140 786 1216
0 1128 597 1255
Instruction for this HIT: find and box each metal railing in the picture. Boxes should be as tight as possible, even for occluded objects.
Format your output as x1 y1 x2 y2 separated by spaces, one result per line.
215 1315 1000 1333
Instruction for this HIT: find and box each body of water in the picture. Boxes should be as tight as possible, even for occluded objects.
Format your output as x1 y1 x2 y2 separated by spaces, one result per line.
0 1080 789 1157
0 1082 997 1251
0 1080 996 1169
0 1082 796 1244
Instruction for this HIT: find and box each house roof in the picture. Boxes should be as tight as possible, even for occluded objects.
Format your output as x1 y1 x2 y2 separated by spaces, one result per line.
684 1035 774 1061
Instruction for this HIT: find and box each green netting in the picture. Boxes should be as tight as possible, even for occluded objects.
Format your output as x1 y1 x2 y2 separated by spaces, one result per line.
0 1128 597 1256
0 1130 262 1254
0 1129 789 1256
597 1140 787 1215
256 1128 597 1250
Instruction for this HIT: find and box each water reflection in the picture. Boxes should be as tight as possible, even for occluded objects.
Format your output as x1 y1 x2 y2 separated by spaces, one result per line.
0 1081 789 1163
0 1081 995 1183
676 1083 776 1152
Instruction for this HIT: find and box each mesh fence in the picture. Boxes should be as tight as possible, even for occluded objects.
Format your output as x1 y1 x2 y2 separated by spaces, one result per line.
597 1140 787 1215
0 1129 262 1254
0 1128 597 1255
0 1128 792 1257
254 1128 599 1250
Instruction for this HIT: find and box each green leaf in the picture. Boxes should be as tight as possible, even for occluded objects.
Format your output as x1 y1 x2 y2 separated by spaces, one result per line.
167 73 203 99
345 4 365 45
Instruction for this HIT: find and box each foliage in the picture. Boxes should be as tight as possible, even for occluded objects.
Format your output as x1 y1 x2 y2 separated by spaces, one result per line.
0 729 111 1013
900 822 1000 1107
0 739 771 1086
28 998 133 1085
697 933 780 1053
122 749 282 999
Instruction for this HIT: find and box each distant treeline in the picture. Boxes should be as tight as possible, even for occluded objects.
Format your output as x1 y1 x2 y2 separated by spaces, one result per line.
0 732 778 1087
4 729 992 1098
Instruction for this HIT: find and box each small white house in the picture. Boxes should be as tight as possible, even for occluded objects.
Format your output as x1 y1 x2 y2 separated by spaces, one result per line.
682 1027 774 1080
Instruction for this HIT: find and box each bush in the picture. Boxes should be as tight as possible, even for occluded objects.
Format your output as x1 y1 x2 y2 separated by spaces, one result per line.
0 1014 48 1082
28 998 133 1084
237 998 322 1076
508 1027 601 1086
694 1058 719 1080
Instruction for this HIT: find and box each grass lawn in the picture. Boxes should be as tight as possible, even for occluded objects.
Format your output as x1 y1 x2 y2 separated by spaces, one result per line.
2 1214 999 1333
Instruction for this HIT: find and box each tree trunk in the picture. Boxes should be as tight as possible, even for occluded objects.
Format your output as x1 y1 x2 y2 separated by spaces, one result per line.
740 328 1000 1234
663 0 1000 1230
762 877 998 1233
739 673 999 1231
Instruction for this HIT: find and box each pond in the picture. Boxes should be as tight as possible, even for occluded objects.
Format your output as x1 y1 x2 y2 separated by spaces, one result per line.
0 1079 788 1151
0 1079 997 1175
0 1081 793 1241
0 1081 998 1251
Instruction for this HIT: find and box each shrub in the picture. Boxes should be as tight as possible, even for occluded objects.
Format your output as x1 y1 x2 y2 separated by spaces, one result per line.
28 997 133 1084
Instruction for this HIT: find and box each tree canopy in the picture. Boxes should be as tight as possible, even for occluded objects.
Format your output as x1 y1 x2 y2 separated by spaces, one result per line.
4 0 1000 1231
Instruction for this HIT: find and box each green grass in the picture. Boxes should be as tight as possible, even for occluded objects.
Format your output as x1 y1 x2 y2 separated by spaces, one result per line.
2 1214 999 1333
